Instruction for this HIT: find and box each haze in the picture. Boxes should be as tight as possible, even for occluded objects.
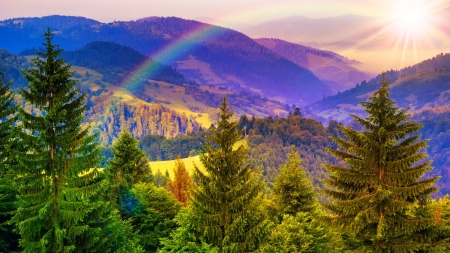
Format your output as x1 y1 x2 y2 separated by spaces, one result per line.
1 0 449 74
1 0 445 24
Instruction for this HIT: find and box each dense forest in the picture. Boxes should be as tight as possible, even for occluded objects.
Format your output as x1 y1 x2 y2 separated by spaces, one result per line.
2 29 450 253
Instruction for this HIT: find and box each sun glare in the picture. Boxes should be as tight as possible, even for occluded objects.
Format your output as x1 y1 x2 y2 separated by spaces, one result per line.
392 1 429 33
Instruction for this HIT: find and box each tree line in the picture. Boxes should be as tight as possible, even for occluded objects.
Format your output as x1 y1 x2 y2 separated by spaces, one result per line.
1 28 450 253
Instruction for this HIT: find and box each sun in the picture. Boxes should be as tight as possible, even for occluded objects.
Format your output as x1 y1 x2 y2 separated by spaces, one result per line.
392 1 431 34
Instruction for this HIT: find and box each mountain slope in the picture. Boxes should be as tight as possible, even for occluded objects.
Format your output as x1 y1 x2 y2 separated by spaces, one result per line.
241 15 377 45
255 38 370 93
2 44 291 143
308 53 450 122
241 10 450 74
0 15 332 105
61 41 186 85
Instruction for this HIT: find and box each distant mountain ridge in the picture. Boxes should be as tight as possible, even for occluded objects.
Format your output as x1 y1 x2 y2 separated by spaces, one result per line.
308 53 450 122
255 38 371 93
0 44 291 143
240 15 377 45
0 15 332 105
61 41 187 86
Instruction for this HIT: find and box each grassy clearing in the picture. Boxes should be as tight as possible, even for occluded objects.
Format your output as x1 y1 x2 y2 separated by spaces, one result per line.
150 139 248 178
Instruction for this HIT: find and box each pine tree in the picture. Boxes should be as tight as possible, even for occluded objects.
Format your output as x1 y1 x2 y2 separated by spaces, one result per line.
167 155 194 206
107 131 152 187
11 28 106 252
106 130 152 209
190 96 269 252
0 72 20 252
154 169 169 188
0 72 15 164
322 73 439 252
273 146 316 216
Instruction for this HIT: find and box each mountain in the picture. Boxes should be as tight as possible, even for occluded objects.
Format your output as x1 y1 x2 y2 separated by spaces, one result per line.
307 53 450 122
241 10 450 74
0 49 32 89
0 15 332 105
307 52 450 196
1 43 291 144
194 16 251 30
255 38 371 93
60 41 186 85
240 15 378 46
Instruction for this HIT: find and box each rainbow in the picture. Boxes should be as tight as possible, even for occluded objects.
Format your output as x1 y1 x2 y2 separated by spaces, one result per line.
116 0 323 89
117 21 229 90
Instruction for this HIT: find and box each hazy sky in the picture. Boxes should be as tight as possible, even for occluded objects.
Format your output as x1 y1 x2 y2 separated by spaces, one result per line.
3 0 446 24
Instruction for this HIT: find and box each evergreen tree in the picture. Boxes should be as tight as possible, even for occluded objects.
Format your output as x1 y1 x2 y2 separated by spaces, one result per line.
106 130 152 207
159 207 219 253
273 146 316 216
11 28 106 252
190 96 269 252
167 155 194 206
130 182 181 252
0 72 20 252
259 146 343 253
257 213 344 253
322 73 439 252
0 72 15 165
154 169 169 188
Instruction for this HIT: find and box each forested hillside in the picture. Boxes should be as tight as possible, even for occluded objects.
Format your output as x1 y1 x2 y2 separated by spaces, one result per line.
3 44 450 251
308 53 450 122
255 38 370 92
0 15 332 104
1 43 293 144
414 109 450 195
0 49 32 89
242 113 342 189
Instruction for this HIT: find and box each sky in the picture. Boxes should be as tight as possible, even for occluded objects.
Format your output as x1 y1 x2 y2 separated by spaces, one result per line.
2 0 446 24
1 0 449 74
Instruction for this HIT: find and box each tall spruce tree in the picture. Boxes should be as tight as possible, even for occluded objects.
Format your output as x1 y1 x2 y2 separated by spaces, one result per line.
11 28 106 252
190 96 269 252
106 130 152 209
273 146 316 216
259 146 343 253
322 73 439 252
0 72 20 252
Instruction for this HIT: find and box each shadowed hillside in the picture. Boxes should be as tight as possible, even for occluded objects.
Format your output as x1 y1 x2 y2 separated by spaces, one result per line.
0 15 332 104
255 38 370 93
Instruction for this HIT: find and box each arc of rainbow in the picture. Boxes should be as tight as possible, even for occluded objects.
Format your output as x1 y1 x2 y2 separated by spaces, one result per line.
118 22 228 90
116 1 321 90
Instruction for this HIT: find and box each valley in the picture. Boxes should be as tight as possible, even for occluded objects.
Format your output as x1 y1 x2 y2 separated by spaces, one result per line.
2 3 450 251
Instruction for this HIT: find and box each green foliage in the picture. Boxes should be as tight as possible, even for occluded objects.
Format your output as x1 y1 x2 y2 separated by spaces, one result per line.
106 130 152 206
257 213 344 253
11 28 107 252
100 207 145 253
139 130 209 161
159 207 219 253
273 146 317 216
190 96 270 252
130 183 182 252
0 178 20 252
246 114 342 200
154 169 169 188
322 73 439 252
